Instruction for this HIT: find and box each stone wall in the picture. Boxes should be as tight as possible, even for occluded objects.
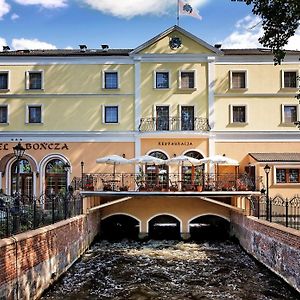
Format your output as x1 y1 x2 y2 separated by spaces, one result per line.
0 210 101 300
230 211 300 293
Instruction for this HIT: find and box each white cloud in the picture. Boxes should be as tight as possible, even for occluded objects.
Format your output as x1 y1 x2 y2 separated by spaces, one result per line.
13 0 68 9
81 0 207 19
12 38 57 50
0 37 8 49
0 0 10 19
222 15 300 50
11 13 19 20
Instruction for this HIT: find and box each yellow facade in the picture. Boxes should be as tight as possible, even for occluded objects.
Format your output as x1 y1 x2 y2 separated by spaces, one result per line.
0 25 299 199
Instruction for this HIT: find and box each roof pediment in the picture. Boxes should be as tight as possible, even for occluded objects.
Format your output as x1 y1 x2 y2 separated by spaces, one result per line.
130 25 222 55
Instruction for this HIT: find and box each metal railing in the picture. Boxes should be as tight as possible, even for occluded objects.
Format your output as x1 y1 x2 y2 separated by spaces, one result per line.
0 192 83 239
138 117 211 132
71 172 260 193
250 195 300 230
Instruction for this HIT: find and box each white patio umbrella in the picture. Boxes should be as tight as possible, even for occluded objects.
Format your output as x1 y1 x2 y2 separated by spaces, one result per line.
199 155 239 166
129 155 166 165
96 154 131 180
166 155 203 166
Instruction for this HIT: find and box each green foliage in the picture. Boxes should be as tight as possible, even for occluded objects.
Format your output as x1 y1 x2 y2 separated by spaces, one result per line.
234 0 300 65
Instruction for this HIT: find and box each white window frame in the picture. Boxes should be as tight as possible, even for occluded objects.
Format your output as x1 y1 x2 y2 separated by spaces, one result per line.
26 104 43 124
102 70 120 90
274 165 300 185
25 70 44 90
0 71 10 91
281 70 299 89
178 70 196 90
229 70 248 90
281 104 299 124
153 104 170 131
154 70 170 89
229 104 248 124
0 104 9 124
102 105 120 124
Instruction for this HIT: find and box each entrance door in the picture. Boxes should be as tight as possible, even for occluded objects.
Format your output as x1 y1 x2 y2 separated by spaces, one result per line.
11 159 33 197
45 159 67 195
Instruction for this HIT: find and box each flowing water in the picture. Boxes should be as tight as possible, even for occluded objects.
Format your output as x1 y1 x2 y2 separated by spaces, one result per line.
42 240 299 300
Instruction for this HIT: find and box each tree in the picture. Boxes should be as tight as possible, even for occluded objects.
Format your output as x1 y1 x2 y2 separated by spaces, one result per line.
232 0 300 65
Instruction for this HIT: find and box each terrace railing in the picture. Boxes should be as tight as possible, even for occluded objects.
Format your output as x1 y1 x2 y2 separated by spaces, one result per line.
72 172 261 193
138 117 211 132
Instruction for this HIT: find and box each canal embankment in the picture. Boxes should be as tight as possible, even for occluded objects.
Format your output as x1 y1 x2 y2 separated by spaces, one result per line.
0 210 101 300
231 210 300 293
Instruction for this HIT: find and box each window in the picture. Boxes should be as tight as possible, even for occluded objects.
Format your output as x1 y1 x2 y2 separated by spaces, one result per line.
104 106 118 123
156 106 169 130
230 71 247 89
26 71 43 90
27 105 42 123
0 72 9 90
179 71 195 89
282 105 298 123
282 71 298 88
103 71 118 89
181 106 195 130
0 106 8 123
155 71 169 89
230 105 247 123
276 168 300 183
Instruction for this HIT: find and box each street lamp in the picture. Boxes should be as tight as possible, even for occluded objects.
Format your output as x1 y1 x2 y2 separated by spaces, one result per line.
63 162 71 219
81 161 84 190
12 142 26 234
264 164 271 221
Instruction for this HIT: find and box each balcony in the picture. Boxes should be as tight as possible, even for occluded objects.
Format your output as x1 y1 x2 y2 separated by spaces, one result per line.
138 117 211 132
72 172 261 193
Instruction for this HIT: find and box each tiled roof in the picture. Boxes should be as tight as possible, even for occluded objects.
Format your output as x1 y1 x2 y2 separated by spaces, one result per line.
0 48 299 57
222 49 300 55
249 153 300 162
0 49 132 56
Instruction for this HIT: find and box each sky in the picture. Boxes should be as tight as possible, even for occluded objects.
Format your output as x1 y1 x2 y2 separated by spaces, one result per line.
0 0 299 51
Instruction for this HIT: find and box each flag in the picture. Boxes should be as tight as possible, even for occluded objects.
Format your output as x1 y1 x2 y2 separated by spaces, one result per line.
179 0 202 20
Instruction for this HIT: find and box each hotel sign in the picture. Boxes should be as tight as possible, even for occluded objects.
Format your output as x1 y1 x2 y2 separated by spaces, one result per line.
158 141 193 146
0 143 69 151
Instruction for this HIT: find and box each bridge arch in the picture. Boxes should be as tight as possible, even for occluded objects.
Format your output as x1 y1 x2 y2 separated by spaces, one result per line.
100 213 140 240
188 214 230 241
147 213 182 240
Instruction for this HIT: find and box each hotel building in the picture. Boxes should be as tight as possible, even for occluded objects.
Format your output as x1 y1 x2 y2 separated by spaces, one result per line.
0 25 299 198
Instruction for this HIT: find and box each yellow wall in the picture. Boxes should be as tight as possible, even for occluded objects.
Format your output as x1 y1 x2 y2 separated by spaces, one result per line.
140 62 208 119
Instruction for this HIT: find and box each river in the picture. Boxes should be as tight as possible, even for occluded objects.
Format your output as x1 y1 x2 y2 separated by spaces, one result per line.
41 240 299 300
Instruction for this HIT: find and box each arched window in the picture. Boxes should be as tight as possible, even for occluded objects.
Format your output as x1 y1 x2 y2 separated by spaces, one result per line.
11 159 33 197
45 159 67 195
146 151 168 190
182 151 204 188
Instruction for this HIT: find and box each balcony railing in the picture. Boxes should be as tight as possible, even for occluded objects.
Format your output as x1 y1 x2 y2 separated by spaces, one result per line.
72 172 261 193
138 117 211 132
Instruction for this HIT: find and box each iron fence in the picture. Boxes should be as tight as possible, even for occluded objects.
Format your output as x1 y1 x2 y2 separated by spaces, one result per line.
71 172 261 192
0 192 83 239
250 195 300 230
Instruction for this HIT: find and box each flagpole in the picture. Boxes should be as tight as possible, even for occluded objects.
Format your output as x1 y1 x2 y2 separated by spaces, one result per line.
177 0 180 26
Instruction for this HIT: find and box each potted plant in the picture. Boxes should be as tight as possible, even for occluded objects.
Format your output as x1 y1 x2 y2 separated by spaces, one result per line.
195 170 203 192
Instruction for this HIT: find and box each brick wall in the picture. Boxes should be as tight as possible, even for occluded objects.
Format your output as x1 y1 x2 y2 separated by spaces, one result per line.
0 210 101 300
230 211 300 293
